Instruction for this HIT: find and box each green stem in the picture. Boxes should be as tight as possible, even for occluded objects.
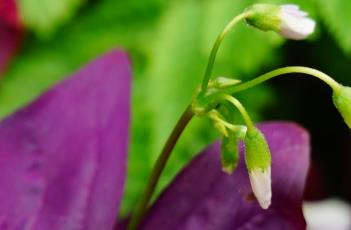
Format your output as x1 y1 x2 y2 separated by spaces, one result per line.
208 110 246 132
127 105 194 230
200 11 252 94
220 94 255 131
225 66 341 94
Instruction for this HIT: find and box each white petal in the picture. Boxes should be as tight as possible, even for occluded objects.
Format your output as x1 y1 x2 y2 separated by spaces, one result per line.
280 11 315 40
281 4 307 17
248 167 272 209
303 199 351 230
281 4 299 10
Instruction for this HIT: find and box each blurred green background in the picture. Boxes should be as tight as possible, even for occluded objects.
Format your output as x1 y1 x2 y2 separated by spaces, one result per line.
1 0 351 216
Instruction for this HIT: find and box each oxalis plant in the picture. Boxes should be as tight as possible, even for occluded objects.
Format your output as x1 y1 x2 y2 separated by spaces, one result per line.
0 3 351 230
128 3 351 229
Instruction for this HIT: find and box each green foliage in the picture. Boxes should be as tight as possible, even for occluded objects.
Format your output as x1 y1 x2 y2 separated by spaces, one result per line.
17 0 85 37
333 85 351 129
315 0 351 54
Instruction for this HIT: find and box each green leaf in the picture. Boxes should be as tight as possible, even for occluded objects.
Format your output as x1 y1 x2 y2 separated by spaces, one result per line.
17 0 85 37
315 0 351 54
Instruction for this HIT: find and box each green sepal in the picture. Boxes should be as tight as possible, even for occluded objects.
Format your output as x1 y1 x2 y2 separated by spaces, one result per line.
333 85 351 129
245 4 281 32
244 127 271 171
209 77 241 89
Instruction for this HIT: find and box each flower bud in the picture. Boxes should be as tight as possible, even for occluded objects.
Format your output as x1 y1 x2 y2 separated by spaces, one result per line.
248 167 271 209
333 85 351 129
220 133 240 174
246 4 315 40
245 4 281 32
279 4 315 40
244 127 272 209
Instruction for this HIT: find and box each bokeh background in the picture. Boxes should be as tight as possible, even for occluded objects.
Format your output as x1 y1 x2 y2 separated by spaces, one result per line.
1 0 351 217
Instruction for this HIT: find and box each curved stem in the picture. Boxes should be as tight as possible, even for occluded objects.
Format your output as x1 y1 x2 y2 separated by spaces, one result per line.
128 105 194 230
208 110 245 132
220 94 255 131
225 66 341 95
200 11 252 94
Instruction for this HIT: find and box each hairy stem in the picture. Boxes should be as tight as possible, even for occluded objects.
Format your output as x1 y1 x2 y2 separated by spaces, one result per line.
225 66 341 94
220 94 255 131
128 105 194 230
200 11 252 94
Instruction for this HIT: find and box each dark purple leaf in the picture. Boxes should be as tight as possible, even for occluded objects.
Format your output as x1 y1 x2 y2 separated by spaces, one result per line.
140 122 310 230
0 0 21 29
0 26 22 75
0 50 131 230
0 0 22 75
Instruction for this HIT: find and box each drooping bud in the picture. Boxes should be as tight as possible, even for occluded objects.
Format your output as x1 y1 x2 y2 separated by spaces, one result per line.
248 167 271 209
333 85 351 129
279 4 315 40
244 127 272 209
246 4 315 40
220 127 246 174
245 4 281 32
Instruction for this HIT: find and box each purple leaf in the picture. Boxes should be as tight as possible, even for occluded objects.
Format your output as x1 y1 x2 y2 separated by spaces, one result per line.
0 0 21 29
0 0 23 75
0 26 22 75
0 50 131 230
141 122 310 230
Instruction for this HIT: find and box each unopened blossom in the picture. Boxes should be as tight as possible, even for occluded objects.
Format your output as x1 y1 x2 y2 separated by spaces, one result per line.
244 127 272 209
248 167 272 209
246 4 315 40
279 4 315 40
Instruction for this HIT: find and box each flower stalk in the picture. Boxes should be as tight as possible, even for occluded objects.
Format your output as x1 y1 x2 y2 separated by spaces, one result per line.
223 66 341 95
128 106 194 230
200 11 252 94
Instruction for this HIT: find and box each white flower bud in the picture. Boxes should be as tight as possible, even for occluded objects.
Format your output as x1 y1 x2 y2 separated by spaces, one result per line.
279 4 315 40
244 127 272 209
248 167 272 209
246 4 315 40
